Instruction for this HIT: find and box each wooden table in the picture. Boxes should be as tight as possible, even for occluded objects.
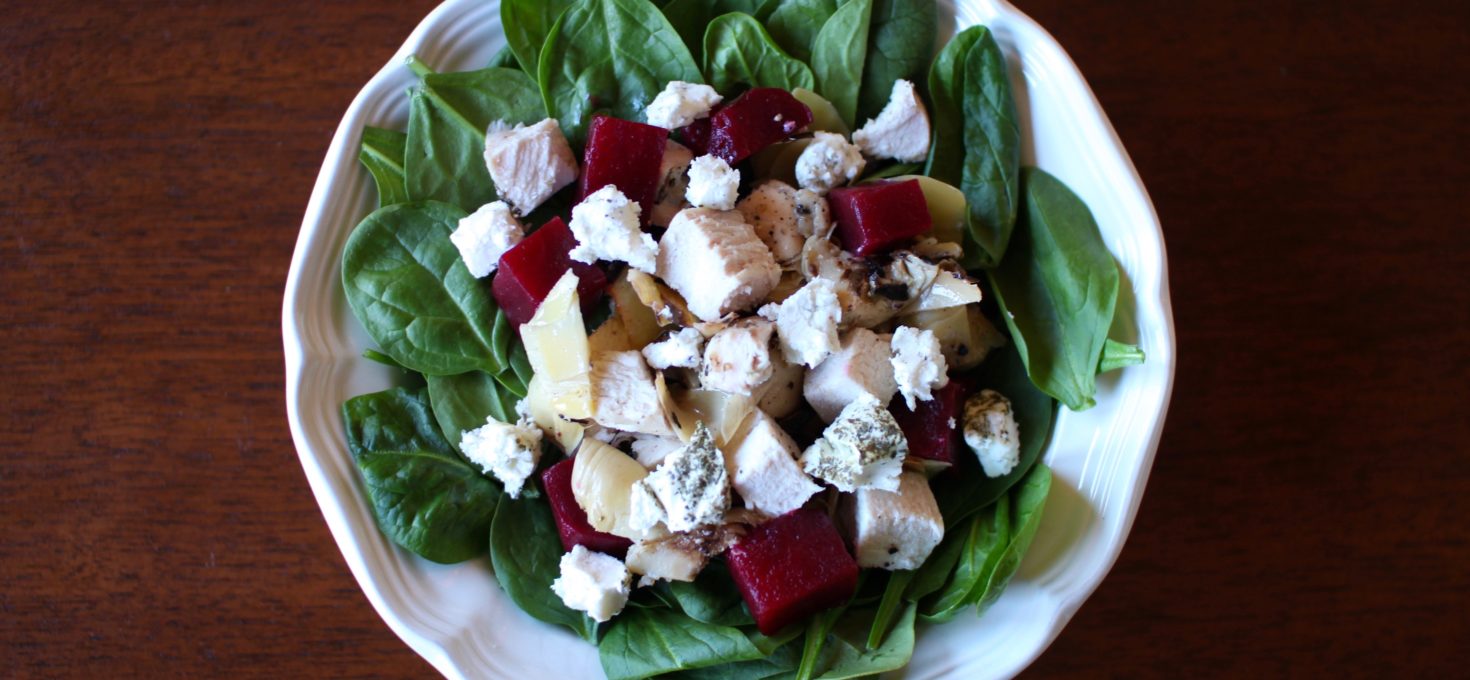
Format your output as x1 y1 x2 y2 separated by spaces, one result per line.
4 1 1466 676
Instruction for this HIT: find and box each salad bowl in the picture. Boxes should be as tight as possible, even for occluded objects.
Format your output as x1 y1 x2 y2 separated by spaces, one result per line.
281 0 1176 677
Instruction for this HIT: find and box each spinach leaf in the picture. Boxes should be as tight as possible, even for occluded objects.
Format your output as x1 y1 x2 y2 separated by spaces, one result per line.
403 59 544 211
670 640 800 680
538 0 702 146
362 348 407 370
703 12 815 93
600 607 764 680
815 603 918 679
855 0 936 123
906 519 967 603
866 570 914 649
501 0 575 73
358 127 409 208
919 499 1010 623
487 44 520 70
988 167 1120 411
858 160 921 181
662 0 779 58
973 463 1051 612
765 0 836 63
929 344 1055 524
925 25 1020 268
810 0 873 128
498 340 535 397
342 387 501 564
668 561 755 626
1099 338 1146 373
341 201 511 376
489 493 600 641
425 370 520 453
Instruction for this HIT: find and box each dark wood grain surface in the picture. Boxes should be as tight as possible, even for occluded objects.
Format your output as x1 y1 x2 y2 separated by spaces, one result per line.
3 0 1467 677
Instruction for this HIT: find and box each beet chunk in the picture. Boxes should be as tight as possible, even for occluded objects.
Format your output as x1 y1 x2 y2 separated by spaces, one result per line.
492 217 608 326
727 507 858 635
827 179 933 256
540 459 633 559
891 381 967 466
677 115 713 156
705 88 813 165
578 114 669 222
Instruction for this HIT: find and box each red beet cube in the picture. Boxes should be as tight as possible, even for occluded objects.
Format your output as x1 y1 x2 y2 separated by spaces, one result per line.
677 115 713 156
705 88 813 165
492 217 608 326
540 459 632 559
727 507 858 635
578 114 669 222
891 381 967 466
828 179 933 256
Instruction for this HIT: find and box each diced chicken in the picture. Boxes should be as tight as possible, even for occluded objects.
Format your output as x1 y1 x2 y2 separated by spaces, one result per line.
569 185 658 273
962 389 1021 478
842 470 944 570
656 208 780 322
726 409 822 516
483 118 579 215
649 140 694 227
759 278 843 368
752 353 805 419
551 545 631 622
795 131 865 195
631 434 684 468
645 81 723 130
450 200 523 278
852 80 931 163
800 393 907 492
702 317 777 396
591 350 676 437
624 524 743 584
685 155 741 211
642 327 705 371
890 326 950 410
736 181 812 263
803 328 898 422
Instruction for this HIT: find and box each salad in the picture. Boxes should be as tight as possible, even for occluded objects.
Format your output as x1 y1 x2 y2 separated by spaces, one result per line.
338 0 1145 677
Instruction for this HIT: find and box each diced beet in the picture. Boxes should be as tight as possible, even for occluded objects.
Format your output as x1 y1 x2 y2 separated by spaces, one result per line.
727 507 858 635
492 217 608 326
828 179 933 256
578 114 669 222
540 459 633 559
705 88 813 165
677 115 713 156
891 381 967 466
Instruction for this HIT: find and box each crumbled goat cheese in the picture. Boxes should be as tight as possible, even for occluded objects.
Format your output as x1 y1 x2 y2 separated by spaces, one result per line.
569 185 658 273
852 79 932 163
843 470 944 570
450 201 523 278
657 208 780 322
760 278 843 368
591 350 676 437
701 317 777 396
459 413 542 498
890 326 950 410
650 140 694 227
963 389 1021 478
728 409 821 516
638 424 730 532
483 118 579 215
551 545 631 622
641 327 705 370
645 81 723 130
800 393 907 492
795 131 865 194
803 328 898 422
685 155 741 210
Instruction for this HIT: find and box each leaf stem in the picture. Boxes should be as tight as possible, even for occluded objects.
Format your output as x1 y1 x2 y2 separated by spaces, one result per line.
404 54 434 78
1098 338 1146 374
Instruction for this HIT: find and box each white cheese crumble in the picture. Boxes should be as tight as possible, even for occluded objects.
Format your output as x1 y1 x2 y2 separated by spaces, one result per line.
483 118 579 215
890 326 950 410
459 413 542 498
450 200 524 278
962 389 1021 477
701 317 776 396
800 393 907 492
852 79 932 163
636 423 730 532
685 155 741 210
551 545 631 622
645 81 723 130
795 131 865 194
641 327 705 370
569 185 658 273
760 278 843 368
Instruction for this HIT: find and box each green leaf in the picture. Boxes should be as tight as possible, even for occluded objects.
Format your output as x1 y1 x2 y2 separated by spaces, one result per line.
661 0 780 58
425 370 521 453
489 493 600 641
929 344 1055 525
919 499 1010 623
539 0 702 146
341 202 511 376
858 160 921 182
906 519 968 603
501 0 576 73
703 12 815 93
866 570 914 650
600 607 764 680
925 25 1020 268
404 64 545 211
973 463 1051 611
342 387 501 564
487 44 520 70
765 0 837 63
815 604 918 679
855 0 936 123
988 167 1120 411
1099 338 1146 373
359 127 410 208
668 561 755 626
811 0 873 129
497 341 535 397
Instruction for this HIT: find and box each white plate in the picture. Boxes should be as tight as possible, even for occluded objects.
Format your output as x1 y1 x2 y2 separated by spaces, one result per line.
282 0 1176 677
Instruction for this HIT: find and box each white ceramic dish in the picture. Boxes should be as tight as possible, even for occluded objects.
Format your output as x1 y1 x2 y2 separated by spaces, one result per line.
282 0 1175 677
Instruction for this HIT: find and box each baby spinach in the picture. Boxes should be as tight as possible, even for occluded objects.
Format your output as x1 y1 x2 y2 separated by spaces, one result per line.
973 463 1051 612
600 607 764 680
919 499 1010 623
925 25 1020 268
342 387 501 564
490 493 600 641
988 167 1120 411
341 201 512 376
855 0 936 124
812 604 918 679
1100 338 1146 374
539 0 702 145
703 12 815 93
498 341 535 397
425 370 521 453
765 0 836 63
487 45 520 70
404 60 545 211
501 0 575 73
358 127 409 208
810 0 873 128
668 561 755 626
866 570 914 649
906 519 967 603
662 0 780 59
